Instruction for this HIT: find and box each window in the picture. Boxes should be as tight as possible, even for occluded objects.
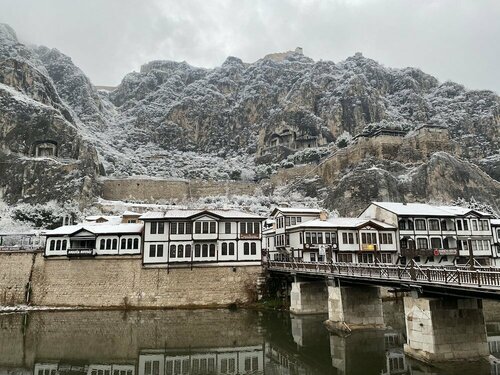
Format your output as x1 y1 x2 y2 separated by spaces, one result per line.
133 238 139 249
457 220 463 231
210 222 216 233
150 222 157 234
299 232 303 244
358 253 374 263
56 240 61 250
185 245 191 257
170 222 177 235
225 222 231 234
203 222 209 234
106 239 112 249
380 253 392 263
127 238 133 249
222 242 228 255
361 232 377 245
415 219 426 231
209 244 216 257
178 222 185 234
229 242 235 255
202 244 208 257
158 222 165 234
112 239 118 250
306 232 311 244
430 237 442 249
195 222 202 234
177 244 184 258
441 220 449 231
342 232 356 245
379 233 393 244
195 244 201 257
480 220 489 231
310 253 316 262
325 232 331 244
240 222 247 234
429 219 440 231
291 217 296 226
251 242 257 255
398 220 407 230
472 220 478 231
149 244 164 258
244 243 250 255
186 222 192 234
100 239 105 249
337 253 353 263
121 238 126 249
463 220 469 230
49 240 55 251
297 217 302 223
62 240 67 250
417 238 428 249
170 245 176 258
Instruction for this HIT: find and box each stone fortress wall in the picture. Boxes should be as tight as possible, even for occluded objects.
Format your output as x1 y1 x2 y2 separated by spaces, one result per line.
0 252 262 308
101 178 259 203
101 127 457 203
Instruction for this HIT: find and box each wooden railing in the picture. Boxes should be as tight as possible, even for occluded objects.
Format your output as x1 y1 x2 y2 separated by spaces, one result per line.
267 261 500 289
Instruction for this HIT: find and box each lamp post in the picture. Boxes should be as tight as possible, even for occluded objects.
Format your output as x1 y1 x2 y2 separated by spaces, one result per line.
468 237 474 270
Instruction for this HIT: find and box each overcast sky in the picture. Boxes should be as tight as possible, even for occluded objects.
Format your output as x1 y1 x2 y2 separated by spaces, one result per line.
0 0 499 93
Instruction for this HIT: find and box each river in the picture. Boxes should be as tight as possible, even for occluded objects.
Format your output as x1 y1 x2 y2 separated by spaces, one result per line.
0 302 497 375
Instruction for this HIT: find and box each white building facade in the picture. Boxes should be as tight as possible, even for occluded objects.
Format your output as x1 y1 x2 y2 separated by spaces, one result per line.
140 210 264 267
359 202 496 265
44 223 143 258
264 207 398 264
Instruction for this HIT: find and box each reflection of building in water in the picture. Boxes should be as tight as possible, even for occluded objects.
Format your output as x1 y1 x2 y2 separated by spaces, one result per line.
34 364 135 375
138 346 263 375
381 349 408 375
264 344 313 375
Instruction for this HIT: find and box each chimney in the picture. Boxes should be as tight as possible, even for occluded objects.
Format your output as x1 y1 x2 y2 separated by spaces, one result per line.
319 210 328 221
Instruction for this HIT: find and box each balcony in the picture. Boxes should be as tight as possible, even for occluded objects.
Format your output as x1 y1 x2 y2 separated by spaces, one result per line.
401 248 458 258
67 248 95 257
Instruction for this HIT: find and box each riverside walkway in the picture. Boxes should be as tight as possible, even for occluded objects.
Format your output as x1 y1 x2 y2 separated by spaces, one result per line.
267 260 500 299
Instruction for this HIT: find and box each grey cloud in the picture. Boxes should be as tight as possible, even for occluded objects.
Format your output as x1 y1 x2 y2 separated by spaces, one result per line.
0 0 498 93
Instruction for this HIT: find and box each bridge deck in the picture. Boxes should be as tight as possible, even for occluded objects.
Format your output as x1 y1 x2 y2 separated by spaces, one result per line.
267 261 500 299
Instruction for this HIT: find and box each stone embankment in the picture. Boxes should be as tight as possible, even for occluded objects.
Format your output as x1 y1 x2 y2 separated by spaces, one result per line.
0 251 262 308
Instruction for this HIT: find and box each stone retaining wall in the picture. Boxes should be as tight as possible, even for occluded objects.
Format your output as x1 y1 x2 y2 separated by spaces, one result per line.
0 252 262 308
0 252 35 305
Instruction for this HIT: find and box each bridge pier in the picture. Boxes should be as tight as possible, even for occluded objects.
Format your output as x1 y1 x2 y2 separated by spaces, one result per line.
290 281 328 314
326 284 385 331
403 296 489 362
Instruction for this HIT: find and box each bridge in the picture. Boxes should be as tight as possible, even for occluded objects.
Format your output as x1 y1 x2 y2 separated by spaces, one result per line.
267 260 500 299
266 260 500 363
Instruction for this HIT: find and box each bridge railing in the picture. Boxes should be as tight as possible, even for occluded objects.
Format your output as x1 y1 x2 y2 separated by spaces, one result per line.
267 261 500 288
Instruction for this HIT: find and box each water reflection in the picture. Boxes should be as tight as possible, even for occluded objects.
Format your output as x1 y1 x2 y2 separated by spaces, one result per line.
0 305 496 375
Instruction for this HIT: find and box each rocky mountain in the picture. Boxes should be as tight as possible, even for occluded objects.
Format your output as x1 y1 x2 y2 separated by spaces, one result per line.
0 23 498 216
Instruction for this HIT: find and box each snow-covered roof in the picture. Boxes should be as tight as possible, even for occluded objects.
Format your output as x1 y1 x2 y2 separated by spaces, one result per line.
139 209 263 220
287 218 395 230
122 211 142 216
437 205 491 217
84 215 122 224
492 219 500 226
45 223 143 236
271 207 322 216
371 202 456 217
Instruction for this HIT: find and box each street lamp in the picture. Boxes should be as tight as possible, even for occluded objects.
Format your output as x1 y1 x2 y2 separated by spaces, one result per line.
468 237 474 270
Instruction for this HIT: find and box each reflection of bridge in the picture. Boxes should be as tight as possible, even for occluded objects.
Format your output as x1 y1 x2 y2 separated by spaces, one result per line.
267 260 499 363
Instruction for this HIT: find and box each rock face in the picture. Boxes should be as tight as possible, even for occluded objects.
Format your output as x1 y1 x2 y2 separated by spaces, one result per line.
0 23 498 213
0 24 101 205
